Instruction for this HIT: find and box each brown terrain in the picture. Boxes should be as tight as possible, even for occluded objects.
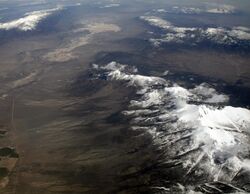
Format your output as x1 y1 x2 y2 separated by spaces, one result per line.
0 2 250 193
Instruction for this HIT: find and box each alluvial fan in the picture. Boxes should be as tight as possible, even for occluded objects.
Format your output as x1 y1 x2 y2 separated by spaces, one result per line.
92 61 250 193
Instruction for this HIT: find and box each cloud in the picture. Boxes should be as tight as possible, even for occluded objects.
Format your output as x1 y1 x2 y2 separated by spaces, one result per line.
0 7 61 31
140 16 250 46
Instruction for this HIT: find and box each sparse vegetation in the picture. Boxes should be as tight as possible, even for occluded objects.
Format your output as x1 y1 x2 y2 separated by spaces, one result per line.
0 167 9 178
0 147 19 158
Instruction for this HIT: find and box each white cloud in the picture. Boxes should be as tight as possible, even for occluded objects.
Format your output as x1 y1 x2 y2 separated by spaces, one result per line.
0 7 61 31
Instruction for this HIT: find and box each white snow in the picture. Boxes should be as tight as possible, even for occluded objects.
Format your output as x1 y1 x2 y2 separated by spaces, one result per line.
131 90 165 108
140 16 250 45
101 4 120 8
229 27 250 40
191 83 229 103
140 16 172 30
0 8 61 31
164 5 235 15
95 61 250 182
206 5 235 14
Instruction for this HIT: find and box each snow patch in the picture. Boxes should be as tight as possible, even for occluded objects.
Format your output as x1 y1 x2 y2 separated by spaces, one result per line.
94 61 250 184
0 7 61 31
157 5 236 15
101 4 120 8
141 16 250 46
